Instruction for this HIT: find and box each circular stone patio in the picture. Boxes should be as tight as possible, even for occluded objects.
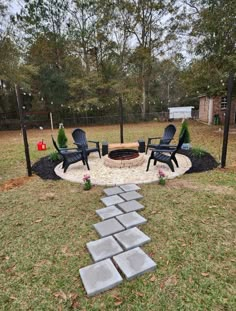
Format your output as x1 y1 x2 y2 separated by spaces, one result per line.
54 152 192 186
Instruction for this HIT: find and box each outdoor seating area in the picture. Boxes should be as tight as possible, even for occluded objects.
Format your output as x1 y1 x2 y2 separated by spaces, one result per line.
53 124 191 184
1 120 235 310
54 151 191 185
1 0 235 306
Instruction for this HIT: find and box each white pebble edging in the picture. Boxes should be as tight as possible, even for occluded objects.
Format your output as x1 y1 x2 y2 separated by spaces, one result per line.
54 152 192 186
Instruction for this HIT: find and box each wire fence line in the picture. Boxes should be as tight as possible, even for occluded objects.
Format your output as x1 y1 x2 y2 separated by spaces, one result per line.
0 110 199 130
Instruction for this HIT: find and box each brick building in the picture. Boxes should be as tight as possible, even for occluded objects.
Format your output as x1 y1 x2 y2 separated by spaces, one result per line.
199 95 236 125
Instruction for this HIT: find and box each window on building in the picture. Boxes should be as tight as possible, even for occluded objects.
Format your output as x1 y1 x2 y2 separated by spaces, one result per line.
221 97 227 109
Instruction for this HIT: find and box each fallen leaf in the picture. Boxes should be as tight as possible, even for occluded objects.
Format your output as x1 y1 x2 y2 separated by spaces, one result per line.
61 246 69 254
34 219 42 223
71 301 80 309
150 275 156 282
164 275 178 286
68 293 78 300
136 291 144 297
10 296 17 300
201 272 209 277
69 293 79 309
112 294 122 301
53 291 67 301
6 264 16 273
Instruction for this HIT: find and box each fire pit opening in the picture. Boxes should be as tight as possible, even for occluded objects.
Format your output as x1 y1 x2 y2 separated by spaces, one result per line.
109 149 139 160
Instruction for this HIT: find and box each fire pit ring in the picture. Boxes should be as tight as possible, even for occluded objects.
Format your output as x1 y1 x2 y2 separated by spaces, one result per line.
104 149 145 168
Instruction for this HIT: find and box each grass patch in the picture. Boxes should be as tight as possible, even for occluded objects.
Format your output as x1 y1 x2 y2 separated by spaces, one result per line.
0 120 236 310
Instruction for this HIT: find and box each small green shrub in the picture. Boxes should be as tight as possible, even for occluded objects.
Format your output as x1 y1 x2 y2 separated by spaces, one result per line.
179 119 191 143
57 123 68 148
191 147 207 158
49 152 60 162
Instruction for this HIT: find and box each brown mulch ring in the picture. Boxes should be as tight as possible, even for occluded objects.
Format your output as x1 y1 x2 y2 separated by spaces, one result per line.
31 150 219 181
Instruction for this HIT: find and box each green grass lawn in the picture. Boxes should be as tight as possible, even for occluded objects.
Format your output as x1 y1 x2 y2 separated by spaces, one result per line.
0 120 236 310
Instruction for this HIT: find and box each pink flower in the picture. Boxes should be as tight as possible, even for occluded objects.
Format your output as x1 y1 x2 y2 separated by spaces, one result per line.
83 174 90 182
158 169 166 178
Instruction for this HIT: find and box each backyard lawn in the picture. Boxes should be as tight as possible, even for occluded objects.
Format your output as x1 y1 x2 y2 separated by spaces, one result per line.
0 120 236 310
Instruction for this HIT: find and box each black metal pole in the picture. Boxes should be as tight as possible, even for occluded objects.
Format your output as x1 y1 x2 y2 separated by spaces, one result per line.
221 72 234 168
15 84 32 176
118 95 124 143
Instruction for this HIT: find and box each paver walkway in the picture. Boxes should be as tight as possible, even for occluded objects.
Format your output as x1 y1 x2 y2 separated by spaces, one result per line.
79 184 156 297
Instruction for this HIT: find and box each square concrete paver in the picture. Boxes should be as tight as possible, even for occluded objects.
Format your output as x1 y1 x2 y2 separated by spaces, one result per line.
96 205 123 220
114 227 151 250
79 259 123 296
101 195 125 207
113 247 156 280
117 200 145 213
103 186 124 196
119 184 141 192
116 212 147 229
93 218 125 237
119 191 143 201
87 236 124 262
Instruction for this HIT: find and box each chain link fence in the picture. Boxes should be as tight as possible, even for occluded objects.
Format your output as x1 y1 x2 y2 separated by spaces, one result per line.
0 110 199 130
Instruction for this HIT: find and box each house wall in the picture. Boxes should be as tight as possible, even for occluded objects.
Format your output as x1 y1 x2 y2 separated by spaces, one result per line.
199 96 236 125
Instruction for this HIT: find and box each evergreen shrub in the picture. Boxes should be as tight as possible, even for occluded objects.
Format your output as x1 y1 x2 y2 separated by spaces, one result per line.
179 119 191 143
57 123 68 148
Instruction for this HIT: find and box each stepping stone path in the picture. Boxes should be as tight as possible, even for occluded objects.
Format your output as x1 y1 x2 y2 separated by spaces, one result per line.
79 183 156 297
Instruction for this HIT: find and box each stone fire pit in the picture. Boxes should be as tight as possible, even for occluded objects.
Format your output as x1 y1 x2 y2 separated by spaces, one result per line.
104 149 145 168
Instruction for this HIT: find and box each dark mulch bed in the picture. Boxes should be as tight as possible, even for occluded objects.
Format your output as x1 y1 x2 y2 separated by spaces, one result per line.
32 156 62 180
178 149 219 174
32 151 219 181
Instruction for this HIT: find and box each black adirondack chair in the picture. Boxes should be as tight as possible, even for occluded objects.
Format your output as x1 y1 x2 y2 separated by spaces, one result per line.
146 124 176 154
51 136 90 172
72 128 101 158
146 129 187 172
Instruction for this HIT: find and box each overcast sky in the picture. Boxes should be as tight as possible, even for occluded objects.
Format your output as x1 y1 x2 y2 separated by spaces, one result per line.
9 0 22 14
